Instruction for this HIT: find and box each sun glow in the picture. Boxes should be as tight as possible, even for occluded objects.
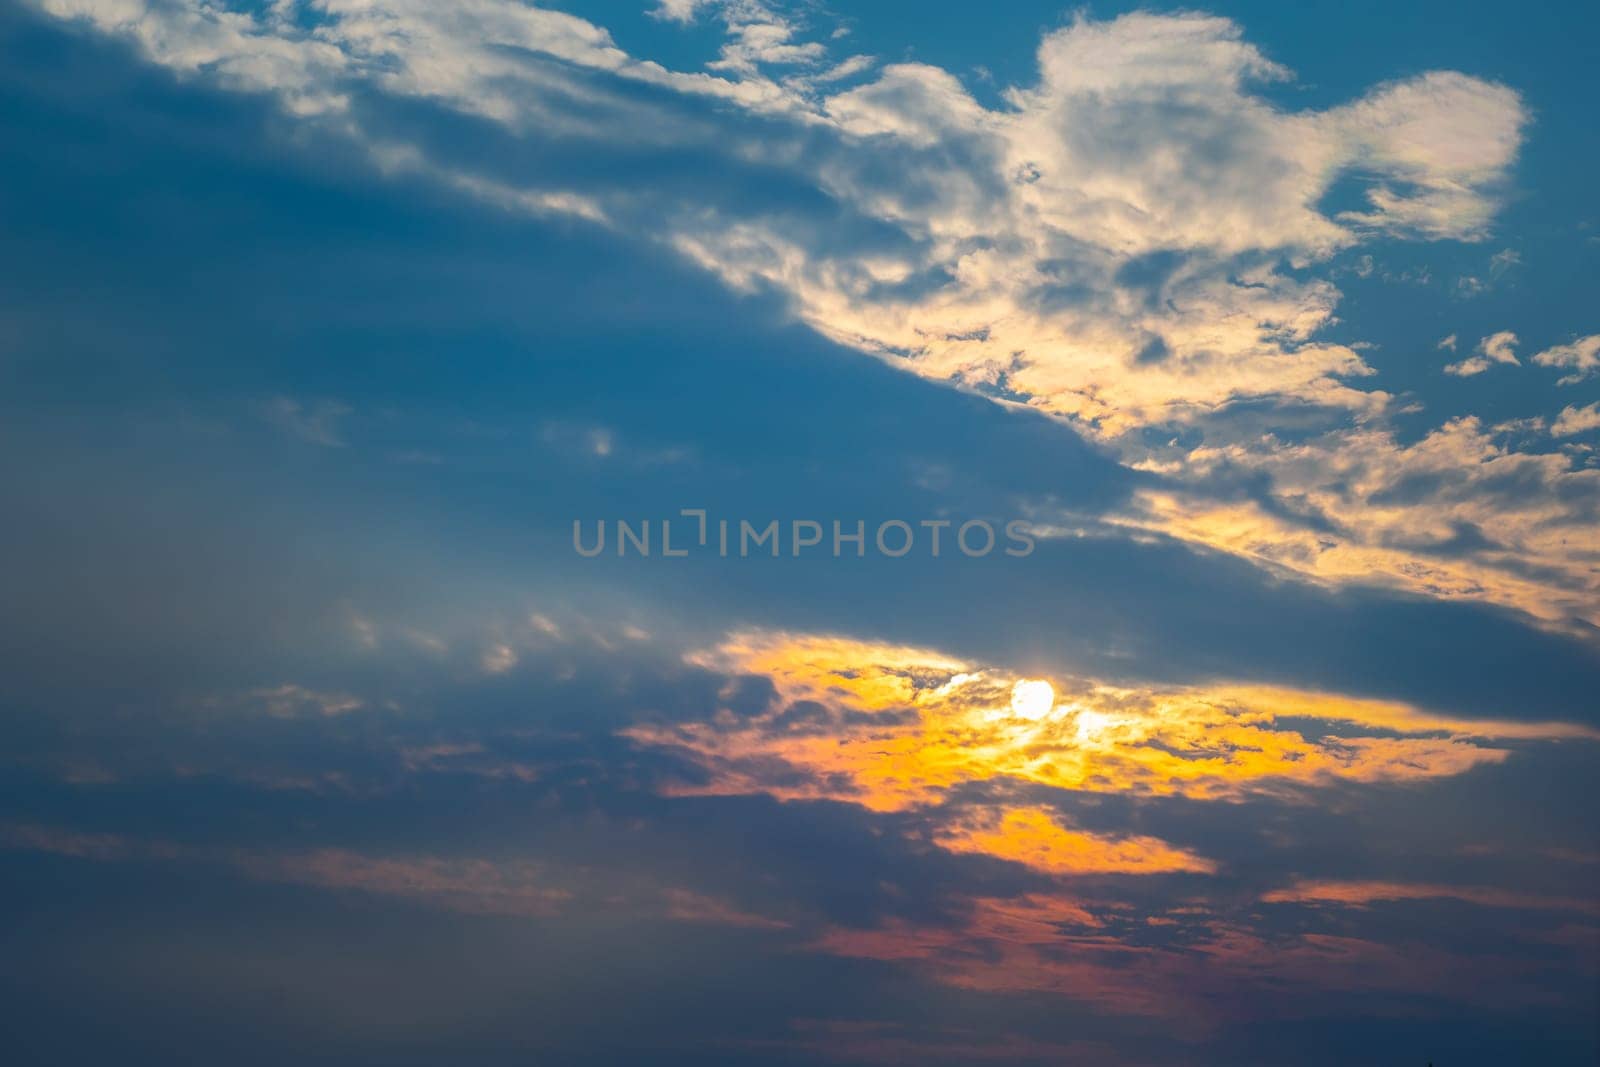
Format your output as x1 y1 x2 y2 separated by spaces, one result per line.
1073 708 1113 744
1010 679 1056 721
607 628 1600 1007
626 631 1577 818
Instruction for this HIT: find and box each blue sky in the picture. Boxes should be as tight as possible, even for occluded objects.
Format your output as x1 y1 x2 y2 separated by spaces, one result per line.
2 2 1597 1064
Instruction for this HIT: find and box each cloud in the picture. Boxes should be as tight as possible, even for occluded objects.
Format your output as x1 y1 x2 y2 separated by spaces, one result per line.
805 891 1547 1027
3 596 1596 1056
1443 358 1489 377
1489 247 1521 278
626 630 1590 821
226 684 366 718
1437 333 1458 351
1104 415 1600 628
2 9 1598 1060
1532 333 1600 385
706 1 827 76
1260 878 1599 914
261 394 350 445
935 806 1217 875
1552 402 1600 437
236 847 573 917
1 822 799 931
26 1 1591 635
650 0 712 24
1321 72 1525 240
21 3 1526 420
1482 330 1521 363
1445 329 1519 376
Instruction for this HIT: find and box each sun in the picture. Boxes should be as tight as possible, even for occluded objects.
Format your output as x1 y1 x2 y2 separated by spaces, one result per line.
1009 679 1056 721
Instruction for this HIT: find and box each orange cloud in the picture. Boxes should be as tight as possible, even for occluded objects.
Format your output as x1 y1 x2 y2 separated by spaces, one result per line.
809 889 1563 1026
1261 879 1600 915
628 631 1580 818
935 806 1216 875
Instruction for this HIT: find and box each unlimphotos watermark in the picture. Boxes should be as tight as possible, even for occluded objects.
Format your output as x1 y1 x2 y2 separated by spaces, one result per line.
574 509 1035 559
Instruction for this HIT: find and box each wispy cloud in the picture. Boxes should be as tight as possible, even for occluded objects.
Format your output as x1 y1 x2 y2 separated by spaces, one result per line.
262 395 350 446
1445 329 1519 376
1533 333 1600 385
1261 878 1600 914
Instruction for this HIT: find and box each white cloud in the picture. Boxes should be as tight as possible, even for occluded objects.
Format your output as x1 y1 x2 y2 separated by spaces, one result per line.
1321 72 1525 241
32 1 1594 627
1437 333 1458 351
657 1 844 77
651 0 713 24
1552 402 1600 438
1109 416 1600 626
1481 331 1520 363
1532 334 1600 385
30 4 1527 430
1446 330 1518 376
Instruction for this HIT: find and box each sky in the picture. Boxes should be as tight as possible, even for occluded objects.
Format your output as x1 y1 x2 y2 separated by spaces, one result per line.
1 1 1597 1064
